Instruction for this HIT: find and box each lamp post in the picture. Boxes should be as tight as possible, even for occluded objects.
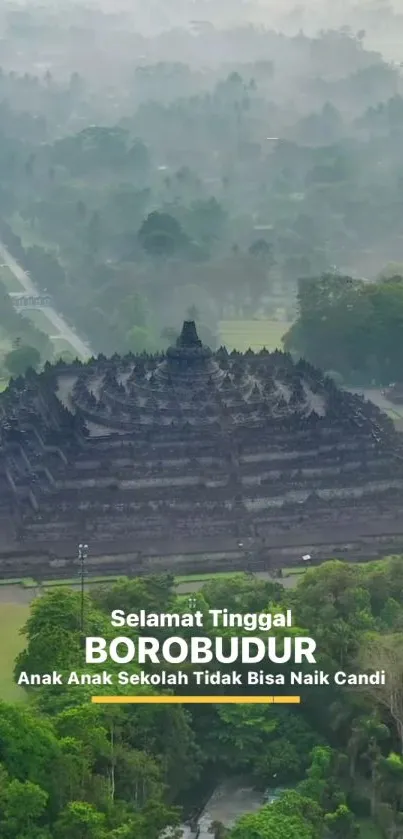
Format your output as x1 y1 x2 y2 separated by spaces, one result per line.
78 542 89 633
238 541 255 576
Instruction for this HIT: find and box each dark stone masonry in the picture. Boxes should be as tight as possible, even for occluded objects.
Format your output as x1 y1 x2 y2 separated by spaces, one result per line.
1 321 403 579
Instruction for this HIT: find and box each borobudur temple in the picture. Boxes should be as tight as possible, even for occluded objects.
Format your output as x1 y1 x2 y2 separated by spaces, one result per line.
0 321 403 579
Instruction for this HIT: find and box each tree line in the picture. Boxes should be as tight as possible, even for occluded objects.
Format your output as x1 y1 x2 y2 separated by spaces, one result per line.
284 272 403 385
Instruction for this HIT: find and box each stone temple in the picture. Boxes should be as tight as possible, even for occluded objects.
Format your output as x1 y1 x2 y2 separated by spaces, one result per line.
1 320 403 579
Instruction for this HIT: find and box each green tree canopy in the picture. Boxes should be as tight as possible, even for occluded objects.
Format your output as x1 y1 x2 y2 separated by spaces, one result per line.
4 345 41 376
138 212 188 257
284 273 403 384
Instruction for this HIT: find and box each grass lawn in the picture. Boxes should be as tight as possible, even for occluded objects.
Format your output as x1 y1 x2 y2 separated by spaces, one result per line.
41 571 249 588
42 570 306 587
0 265 24 292
52 337 79 357
43 576 121 588
357 818 382 838
0 329 12 390
219 319 291 352
21 309 56 334
283 567 307 576
175 571 247 583
6 569 307 591
0 330 13 353
385 406 403 418
0 603 30 702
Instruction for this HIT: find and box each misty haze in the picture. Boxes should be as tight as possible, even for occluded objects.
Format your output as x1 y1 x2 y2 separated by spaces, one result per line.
0 3 403 839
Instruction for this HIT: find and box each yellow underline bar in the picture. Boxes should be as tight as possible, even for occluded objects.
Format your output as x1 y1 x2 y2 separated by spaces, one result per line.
91 695 301 705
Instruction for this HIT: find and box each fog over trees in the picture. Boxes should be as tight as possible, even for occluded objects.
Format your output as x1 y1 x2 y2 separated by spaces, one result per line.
0 0 402 374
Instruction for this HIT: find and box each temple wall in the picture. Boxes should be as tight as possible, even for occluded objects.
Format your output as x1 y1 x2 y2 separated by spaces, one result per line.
1 330 400 574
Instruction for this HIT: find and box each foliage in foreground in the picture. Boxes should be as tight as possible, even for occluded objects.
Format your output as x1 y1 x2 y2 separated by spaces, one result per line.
5 558 403 836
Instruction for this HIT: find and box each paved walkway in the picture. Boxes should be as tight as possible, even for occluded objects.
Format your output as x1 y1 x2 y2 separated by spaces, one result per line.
0 573 300 607
347 387 403 432
0 241 93 360
0 585 39 605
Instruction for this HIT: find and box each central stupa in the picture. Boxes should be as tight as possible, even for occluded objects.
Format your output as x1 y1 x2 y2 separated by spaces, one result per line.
156 321 224 387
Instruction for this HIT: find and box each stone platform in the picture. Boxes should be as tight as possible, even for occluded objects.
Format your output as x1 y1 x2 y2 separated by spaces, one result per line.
1 322 402 577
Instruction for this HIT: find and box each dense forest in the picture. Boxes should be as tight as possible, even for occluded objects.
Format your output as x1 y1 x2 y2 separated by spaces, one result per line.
2 559 403 838
284 272 403 385
1 17 403 378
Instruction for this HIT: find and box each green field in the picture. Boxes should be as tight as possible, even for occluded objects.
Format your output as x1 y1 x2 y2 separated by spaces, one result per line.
14 569 306 589
1 568 306 591
51 336 79 358
0 603 30 702
358 819 382 838
0 328 12 387
0 264 24 292
219 319 291 352
22 309 57 334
